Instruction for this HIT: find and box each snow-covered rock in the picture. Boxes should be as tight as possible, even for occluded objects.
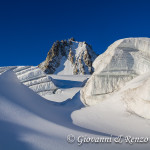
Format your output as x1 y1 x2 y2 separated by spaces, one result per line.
39 38 97 75
81 38 150 106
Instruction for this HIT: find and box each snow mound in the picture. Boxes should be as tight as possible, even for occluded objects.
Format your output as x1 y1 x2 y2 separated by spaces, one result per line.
72 72 150 136
0 70 109 150
0 68 150 149
121 72 150 119
81 38 150 106
0 66 58 96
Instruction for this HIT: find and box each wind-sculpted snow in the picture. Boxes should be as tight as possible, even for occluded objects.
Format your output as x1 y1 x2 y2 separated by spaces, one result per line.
121 72 150 119
81 38 150 106
0 70 149 150
0 66 17 74
0 66 58 97
72 72 150 136
0 70 110 150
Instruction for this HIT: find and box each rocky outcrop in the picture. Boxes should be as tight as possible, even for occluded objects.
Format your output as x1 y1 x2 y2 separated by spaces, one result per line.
39 38 97 75
81 38 150 106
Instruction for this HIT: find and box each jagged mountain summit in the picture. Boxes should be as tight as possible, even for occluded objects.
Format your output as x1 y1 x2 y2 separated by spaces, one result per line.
39 38 98 75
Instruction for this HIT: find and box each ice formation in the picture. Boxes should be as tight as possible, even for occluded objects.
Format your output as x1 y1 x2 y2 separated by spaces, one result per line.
81 38 150 106
0 66 58 96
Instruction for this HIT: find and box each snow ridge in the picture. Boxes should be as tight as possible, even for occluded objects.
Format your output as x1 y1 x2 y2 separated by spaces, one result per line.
0 66 58 96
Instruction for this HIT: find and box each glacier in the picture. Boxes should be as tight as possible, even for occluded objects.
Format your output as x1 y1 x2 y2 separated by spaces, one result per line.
81 38 150 106
81 38 150 119
1 68 150 150
1 38 150 150
0 66 58 96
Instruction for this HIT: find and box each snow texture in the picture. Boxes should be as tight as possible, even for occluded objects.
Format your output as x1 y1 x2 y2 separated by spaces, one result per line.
0 70 149 150
1 38 150 149
0 66 58 96
72 72 150 136
81 38 150 106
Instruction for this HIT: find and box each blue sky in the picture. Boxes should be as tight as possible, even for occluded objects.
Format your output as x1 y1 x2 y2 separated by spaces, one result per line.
1 0 150 66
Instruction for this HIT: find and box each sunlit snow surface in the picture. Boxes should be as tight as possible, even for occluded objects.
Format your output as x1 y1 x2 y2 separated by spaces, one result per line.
0 66 58 97
0 70 150 150
81 38 150 108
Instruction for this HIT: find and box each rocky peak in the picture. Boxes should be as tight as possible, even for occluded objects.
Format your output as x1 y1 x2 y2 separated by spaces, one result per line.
39 38 98 75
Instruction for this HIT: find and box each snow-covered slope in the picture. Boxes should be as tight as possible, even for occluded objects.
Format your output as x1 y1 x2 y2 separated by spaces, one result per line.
81 38 150 106
39 38 97 75
72 72 150 136
0 70 90 150
0 70 149 150
0 66 58 96
0 66 16 75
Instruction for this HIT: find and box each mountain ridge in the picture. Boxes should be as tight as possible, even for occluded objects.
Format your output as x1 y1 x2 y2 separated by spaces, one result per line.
39 38 98 75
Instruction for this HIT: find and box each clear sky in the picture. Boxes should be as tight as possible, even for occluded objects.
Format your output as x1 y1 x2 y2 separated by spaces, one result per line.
1 0 150 66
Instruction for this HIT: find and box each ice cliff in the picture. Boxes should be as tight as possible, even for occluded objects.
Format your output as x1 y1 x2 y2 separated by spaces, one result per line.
81 38 150 106
0 66 58 96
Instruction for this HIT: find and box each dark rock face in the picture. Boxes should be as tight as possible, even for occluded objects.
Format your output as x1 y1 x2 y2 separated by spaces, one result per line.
39 38 98 75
